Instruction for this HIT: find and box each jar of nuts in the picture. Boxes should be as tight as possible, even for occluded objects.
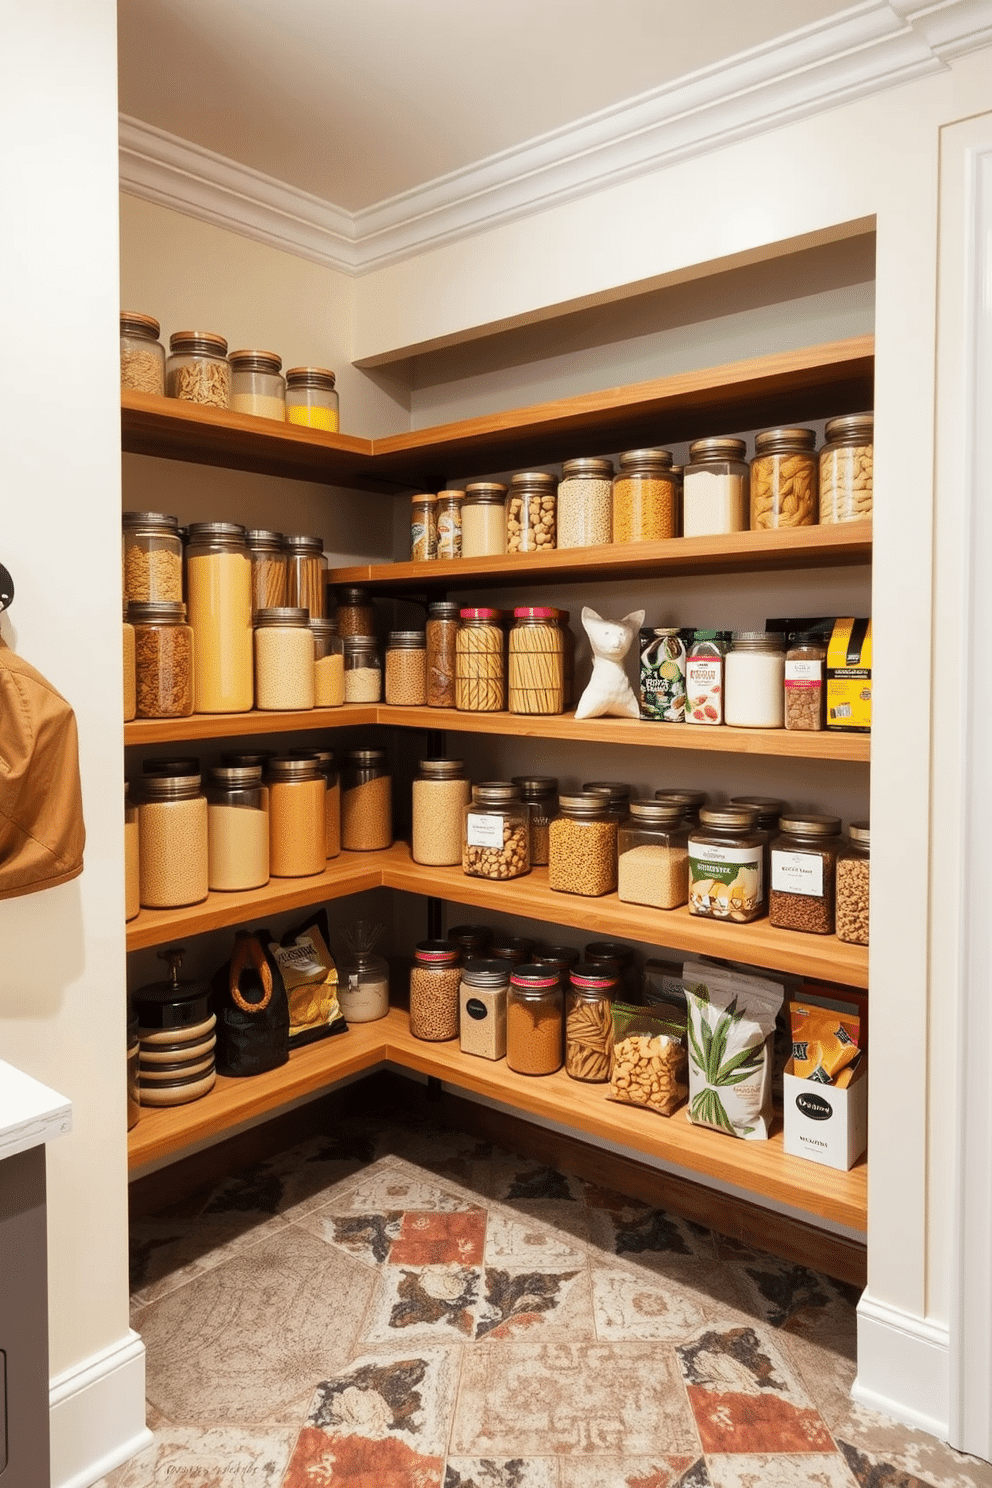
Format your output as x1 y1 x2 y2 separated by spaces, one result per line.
548 794 618 898
612 448 677 543
820 413 873 524
120 312 165 395
835 821 870 946
507 966 564 1076
784 633 827 731
409 941 462 1042
557 457 614 549
462 782 530 881
769 814 843 935
511 775 558 866
565 965 618 1083
750 427 818 529
507 471 557 552
385 630 427 707
166 330 230 408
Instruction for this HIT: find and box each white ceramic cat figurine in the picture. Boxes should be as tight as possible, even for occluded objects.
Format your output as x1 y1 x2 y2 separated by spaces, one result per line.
575 606 645 719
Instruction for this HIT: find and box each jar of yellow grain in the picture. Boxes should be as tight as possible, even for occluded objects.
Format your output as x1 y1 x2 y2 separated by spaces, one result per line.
254 607 315 711
137 773 208 909
265 757 326 878
285 366 339 432
205 765 269 892
311 619 344 707
185 522 254 713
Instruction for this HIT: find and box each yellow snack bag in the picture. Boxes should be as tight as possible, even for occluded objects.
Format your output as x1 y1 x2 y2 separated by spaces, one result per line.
826 618 872 732
790 998 861 1084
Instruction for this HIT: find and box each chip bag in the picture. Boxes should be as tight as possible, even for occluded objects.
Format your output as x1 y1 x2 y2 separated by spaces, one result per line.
270 909 347 1047
790 998 861 1085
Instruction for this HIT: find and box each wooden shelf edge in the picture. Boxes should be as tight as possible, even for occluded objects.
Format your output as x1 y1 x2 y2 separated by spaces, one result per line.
124 704 380 746
122 390 372 458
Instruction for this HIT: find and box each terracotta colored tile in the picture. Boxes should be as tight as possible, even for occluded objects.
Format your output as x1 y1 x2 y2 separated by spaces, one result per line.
559 1454 700 1487
686 1385 834 1453
444 1458 559 1487
390 1211 487 1266
303 1346 459 1456
590 1266 713 1342
363 1266 480 1342
93 1426 296 1486
475 1267 591 1341
706 1453 857 1487
283 1425 444 1487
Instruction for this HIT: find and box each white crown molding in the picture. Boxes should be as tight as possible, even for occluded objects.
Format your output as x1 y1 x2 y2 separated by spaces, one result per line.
119 0 992 276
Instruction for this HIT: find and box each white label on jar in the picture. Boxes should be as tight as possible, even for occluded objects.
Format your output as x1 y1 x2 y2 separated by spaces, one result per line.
771 850 824 896
685 658 723 724
467 812 503 847
785 659 823 687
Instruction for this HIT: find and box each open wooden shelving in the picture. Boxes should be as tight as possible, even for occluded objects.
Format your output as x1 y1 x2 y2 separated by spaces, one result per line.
124 704 379 747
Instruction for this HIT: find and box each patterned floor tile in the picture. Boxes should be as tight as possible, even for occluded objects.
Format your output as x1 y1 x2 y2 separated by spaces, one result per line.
835 1425 992 1488
129 1210 291 1306
590 1266 714 1341
558 1454 702 1486
93 1426 296 1486
706 1453 857 1487
293 1206 406 1265
332 1166 485 1216
444 1458 559 1487
390 1211 488 1266
363 1265 481 1342
477 1158 586 1205
485 1209 587 1268
475 1266 591 1341
300 1346 459 1455
677 1325 834 1454
283 1427 445 1487
199 1130 383 1221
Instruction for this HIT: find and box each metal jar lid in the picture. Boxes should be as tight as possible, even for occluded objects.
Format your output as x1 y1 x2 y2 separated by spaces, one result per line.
336 585 370 604
310 618 340 637
490 936 534 963
436 489 464 504
628 798 685 824
511 775 558 798
265 756 324 782
510 965 561 991
301 748 335 767
428 601 461 620
229 349 282 374
730 630 785 650
207 765 263 789
220 751 271 768
245 528 285 549
460 607 503 621
448 924 492 951
343 634 378 654
688 436 748 463
144 756 200 776
697 806 760 830
731 795 785 824
140 773 201 800
410 492 437 505
283 534 324 554
255 606 310 627
186 521 248 546
561 457 614 480
583 780 631 805
122 511 180 532
120 311 161 339
848 820 870 847
286 366 336 389
824 413 873 444
570 963 620 992
777 813 842 837
586 941 633 967
414 939 460 966
558 793 612 817
532 945 579 970
461 959 511 988
387 630 426 649
128 600 187 624
169 330 228 357
655 788 707 808
418 758 465 779
345 748 387 766
618 448 673 471
463 482 507 504
754 427 817 455
472 781 522 805
509 471 557 489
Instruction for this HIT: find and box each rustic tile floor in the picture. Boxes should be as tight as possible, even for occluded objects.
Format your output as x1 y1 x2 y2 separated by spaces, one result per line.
101 1111 992 1488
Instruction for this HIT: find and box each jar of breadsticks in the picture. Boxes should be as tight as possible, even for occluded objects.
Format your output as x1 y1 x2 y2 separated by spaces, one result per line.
456 608 505 712
750 427 818 529
508 607 564 714
565 965 618 1083
819 413 873 524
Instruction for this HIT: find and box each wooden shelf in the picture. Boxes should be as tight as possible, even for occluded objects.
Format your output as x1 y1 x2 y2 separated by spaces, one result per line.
124 704 379 747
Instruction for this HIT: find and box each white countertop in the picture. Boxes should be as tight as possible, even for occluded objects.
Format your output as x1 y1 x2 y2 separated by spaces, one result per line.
0 1061 72 1161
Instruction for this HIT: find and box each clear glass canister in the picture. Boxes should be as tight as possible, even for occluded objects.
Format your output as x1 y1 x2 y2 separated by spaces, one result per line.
284 534 326 619
166 330 230 407
285 366 339 432
557 457 614 548
426 601 460 708
229 349 286 421
124 783 140 922
138 773 208 909
120 312 165 395
683 437 749 537
335 585 374 638
612 448 677 543
461 483 507 558
463 781 530 880
511 775 558 867
302 748 341 859
784 632 827 731
436 490 463 559
343 635 381 702
448 924 493 959
654 787 707 830
130 600 194 718
265 757 326 878
206 765 269 891
724 631 785 728
456 608 505 712
459 959 510 1060
685 630 726 725
729 794 785 888
412 759 470 866
548 794 618 897
750 427 818 529
410 494 437 561
688 806 764 922
836 821 870 946
123 606 136 722
122 511 183 604
341 749 392 851
507 471 557 553
385 630 427 706
185 522 253 713
507 967 563 1075
617 799 689 910
410 941 462 1041
246 529 288 616
565 965 618 1082
254 606 315 711
508 608 564 714
769 814 842 935
311 619 344 707
820 413 873 524
336 933 390 1023
582 780 631 826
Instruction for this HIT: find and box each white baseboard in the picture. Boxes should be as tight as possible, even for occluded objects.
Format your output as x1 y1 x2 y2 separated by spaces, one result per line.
853 1293 950 1440
49 1329 152 1488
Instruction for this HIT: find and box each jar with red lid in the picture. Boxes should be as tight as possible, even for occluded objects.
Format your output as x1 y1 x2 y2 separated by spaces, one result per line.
508 608 564 714
456 608 505 712
409 940 462 1041
507 965 563 1075
565 964 618 1082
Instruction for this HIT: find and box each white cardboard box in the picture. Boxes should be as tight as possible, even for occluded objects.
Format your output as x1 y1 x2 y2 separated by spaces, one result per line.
783 1060 868 1170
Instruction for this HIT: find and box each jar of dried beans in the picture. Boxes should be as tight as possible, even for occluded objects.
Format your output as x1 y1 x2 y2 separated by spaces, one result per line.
265 757 326 878
186 522 254 713
120 312 165 395
819 413 873 524
341 749 392 852
436 491 463 559
769 814 842 935
335 585 374 638
131 601 194 718
229 349 286 421
507 967 563 1076
617 799 689 910
166 330 230 408
426 601 459 707
385 630 427 706
301 748 341 860
508 608 564 714
122 511 183 605
138 773 208 909
612 448 676 543
459 960 509 1060
456 608 505 712
206 765 269 891
511 775 558 866
557 457 613 548
463 781 529 880
461 482 508 557
410 494 437 561
285 366 339 431
688 806 764 922
410 941 462 1042
683 437 749 537
548 794 618 897
412 759 470 866
784 633 827 731
343 635 382 702
750 427 817 529
246 529 288 617
254 607 315 711
565 965 618 1082
507 471 557 552
284 534 327 619
836 821 870 946
311 619 344 707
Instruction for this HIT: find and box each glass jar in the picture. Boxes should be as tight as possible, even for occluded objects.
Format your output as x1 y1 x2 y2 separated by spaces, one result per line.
820 413 873 524
459 960 510 1060
565 965 618 1082
337 943 390 1023
130 601 194 718
448 924 493 959
311 619 345 707
507 471 557 553
548 794 618 897
166 330 230 408
229 349 286 421
507 967 563 1075
490 936 534 969
285 366 339 432
617 800 689 910
122 511 183 604
836 821 870 946
750 427 817 529
729 795 785 888
301 748 341 860
532 945 580 990
206 765 269 891
436 490 464 560
343 635 382 702
683 437 749 537
612 448 677 543
585 941 640 1004
123 606 136 722
185 522 253 713
410 493 437 561
245 529 288 617
426 601 460 707
456 608 505 712
284 534 326 619
724 631 786 729
769 814 843 935
265 757 326 878
124 783 140 922
784 632 827 731
410 941 461 1041
508 608 564 714
412 759 470 866
143 756 200 778
254 607 315 711
654 787 707 830
341 749 392 852
688 806 764 922
463 781 530 880
557 457 613 548
511 775 558 866
138 773 208 909
582 781 631 826
335 585 374 638
685 631 727 725
120 312 165 395
385 630 427 706
461 482 508 557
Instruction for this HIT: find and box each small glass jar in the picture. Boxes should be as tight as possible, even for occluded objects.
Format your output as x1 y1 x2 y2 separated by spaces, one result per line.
410 941 462 1042
341 749 392 852
463 781 530 880
490 936 534 969
343 635 382 702
410 493 437 561
124 783 140 922
456 608 505 712
751 427 817 529
724 631 786 729
820 414 873 524
511 775 558 867
617 800 689 910
245 529 288 617
336 944 390 1023
548 794 618 897
565 965 618 1082
612 448 677 543
436 490 463 559
426 601 460 708
266 757 326 878
285 366 339 432
685 631 726 725
557 457 613 548
448 925 493 959
507 967 563 1076
459 960 510 1060
729 795 785 888
461 482 508 557
582 781 631 826
206 765 269 891
335 585 374 638
385 630 427 706
123 606 136 722
784 632 827 731
312 619 345 707
138 773 208 909
654 788 707 830
508 608 564 714
412 759 470 866
229 349 286 421
166 330 230 408
507 471 557 553
254 607 315 711
301 749 341 860
836 821 870 946
769 814 843 935
284 534 327 620
688 806 764 922
585 941 640 1004
130 601 194 718
185 522 253 713
683 437 749 537
120 312 165 395
122 511 183 605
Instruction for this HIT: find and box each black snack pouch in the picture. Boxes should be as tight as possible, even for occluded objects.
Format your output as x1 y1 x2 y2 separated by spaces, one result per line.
212 929 290 1078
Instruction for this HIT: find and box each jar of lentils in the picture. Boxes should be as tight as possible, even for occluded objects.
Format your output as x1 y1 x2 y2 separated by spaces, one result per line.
463 782 530 880
461 482 507 557
511 775 558 866
836 821 870 946
385 630 427 706
120 312 165 395
819 413 873 524
548 794 618 897
769 814 842 935
456 608 505 712
612 448 677 542
166 330 230 408
335 585 374 638
138 773 209 909
426 601 460 707
507 966 564 1076
254 607 315 711
507 471 557 552
557 457 614 548
341 749 392 852
410 941 462 1041
750 427 818 529
508 608 564 714
130 601 194 718
565 965 618 1082
229 349 286 421
436 490 463 559
412 759 470 866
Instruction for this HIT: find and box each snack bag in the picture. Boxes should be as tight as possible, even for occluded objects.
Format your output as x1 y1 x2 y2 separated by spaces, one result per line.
790 998 861 1084
683 961 783 1139
270 909 347 1047
608 1003 688 1117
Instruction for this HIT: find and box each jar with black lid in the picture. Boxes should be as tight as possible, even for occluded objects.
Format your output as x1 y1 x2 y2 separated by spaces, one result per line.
507 966 563 1076
286 366 339 432
410 941 462 1042
511 775 558 866
167 330 230 407
585 941 640 1004
229 349 286 421
341 749 392 852
489 935 534 968
427 601 460 708
687 806 764 922
654 787 707 829
335 585 374 638
460 959 510 1060
220 751 271 770
769 814 843 935
143 755 200 777
565 965 618 1082
120 312 165 395
448 925 493 959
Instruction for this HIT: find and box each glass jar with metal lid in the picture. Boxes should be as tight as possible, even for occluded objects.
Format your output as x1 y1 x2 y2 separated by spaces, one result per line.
582 780 631 824
511 775 558 866
412 759 470 866
285 366 339 432
124 782 140 922
143 755 200 778
245 529 288 616
130 601 194 718
724 630 786 729
120 312 165 395
654 787 707 829
410 941 462 1042
557 456 614 548
617 799 689 910
565 964 618 1082
166 330 230 407
836 821 870 946
254 607 315 711
123 603 136 723
461 482 508 557
750 427 817 529
507 966 564 1075
532 944 580 990
490 936 535 968
311 619 344 707
432 490 462 560
341 748 392 851
683 436 749 537
137 773 208 909
283 534 326 619
784 633 827 731
508 608 564 714
335 585 374 637
185 522 254 713
448 924 493 959
585 941 641 1004
265 757 326 878
229 349 286 421
122 511 183 604
613 448 677 543
456 608 505 712
459 959 510 1060
819 413 873 524
206 765 269 892
385 630 427 706
548 794 618 897
730 794 785 886
426 601 460 707
410 493 437 562
300 748 341 860
336 926 389 1023
507 471 557 553
343 635 381 702
769 814 843 934
687 805 764 922
463 781 529 880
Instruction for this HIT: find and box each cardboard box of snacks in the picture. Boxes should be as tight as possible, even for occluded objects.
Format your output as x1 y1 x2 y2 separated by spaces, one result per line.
783 1059 868 1170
